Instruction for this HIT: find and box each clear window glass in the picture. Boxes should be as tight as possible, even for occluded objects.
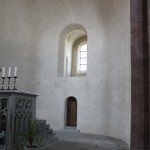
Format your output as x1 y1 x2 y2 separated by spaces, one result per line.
79 42 87 72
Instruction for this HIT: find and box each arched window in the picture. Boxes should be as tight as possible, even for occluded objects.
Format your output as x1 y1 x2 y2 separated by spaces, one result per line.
78 42 87 72
57 24 88 77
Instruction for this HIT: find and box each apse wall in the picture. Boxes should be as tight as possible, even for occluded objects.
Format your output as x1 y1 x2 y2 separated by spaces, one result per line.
0 0 131 145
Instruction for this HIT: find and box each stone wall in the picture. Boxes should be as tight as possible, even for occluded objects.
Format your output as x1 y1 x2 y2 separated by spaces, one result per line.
0 0 131 145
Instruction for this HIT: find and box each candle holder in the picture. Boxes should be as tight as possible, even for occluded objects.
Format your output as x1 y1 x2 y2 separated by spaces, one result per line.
1 77 5 90
7 77 11 90
13 76 17 90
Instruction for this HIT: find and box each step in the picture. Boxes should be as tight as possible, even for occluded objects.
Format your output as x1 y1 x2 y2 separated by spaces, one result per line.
60 127 80 133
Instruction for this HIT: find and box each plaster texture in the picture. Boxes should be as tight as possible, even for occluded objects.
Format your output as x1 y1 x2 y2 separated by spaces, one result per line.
0 0 131 146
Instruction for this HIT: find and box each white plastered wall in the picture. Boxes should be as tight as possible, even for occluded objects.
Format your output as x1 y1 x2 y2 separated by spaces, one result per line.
0 0 131 146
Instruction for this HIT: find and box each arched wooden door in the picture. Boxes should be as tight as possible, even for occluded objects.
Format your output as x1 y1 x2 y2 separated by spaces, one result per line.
66 97 77 127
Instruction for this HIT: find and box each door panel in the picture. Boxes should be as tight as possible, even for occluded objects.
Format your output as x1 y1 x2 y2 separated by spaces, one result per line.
66 98 77 127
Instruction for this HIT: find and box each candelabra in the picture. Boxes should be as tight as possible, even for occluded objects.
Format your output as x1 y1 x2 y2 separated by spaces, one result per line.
1 67 18 91
7 77 11 90
13 76 17 90
1 77 5 90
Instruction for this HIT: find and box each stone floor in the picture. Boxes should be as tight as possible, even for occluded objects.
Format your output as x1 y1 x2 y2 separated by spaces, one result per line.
0 130 129 150
44 130 129 150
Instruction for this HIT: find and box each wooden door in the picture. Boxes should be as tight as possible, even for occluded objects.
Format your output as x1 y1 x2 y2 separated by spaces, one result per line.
66 98 77 127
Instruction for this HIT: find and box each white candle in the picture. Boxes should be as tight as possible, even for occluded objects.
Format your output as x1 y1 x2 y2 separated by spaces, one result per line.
8 67 11 77
14 67 17 77
2 67 5 77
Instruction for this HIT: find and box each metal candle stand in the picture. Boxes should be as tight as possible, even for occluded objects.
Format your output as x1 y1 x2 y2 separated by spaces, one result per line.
13 76 17 90
7 77 11 90
1 77 5 90
1 67 18 91
1 77 18 90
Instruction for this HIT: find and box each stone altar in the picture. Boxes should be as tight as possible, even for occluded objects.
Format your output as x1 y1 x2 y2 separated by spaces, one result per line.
0 91 37 150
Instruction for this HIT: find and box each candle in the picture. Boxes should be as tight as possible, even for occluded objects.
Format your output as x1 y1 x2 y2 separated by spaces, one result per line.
8 67 11 77
2 67 5 77
14 67 17 77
